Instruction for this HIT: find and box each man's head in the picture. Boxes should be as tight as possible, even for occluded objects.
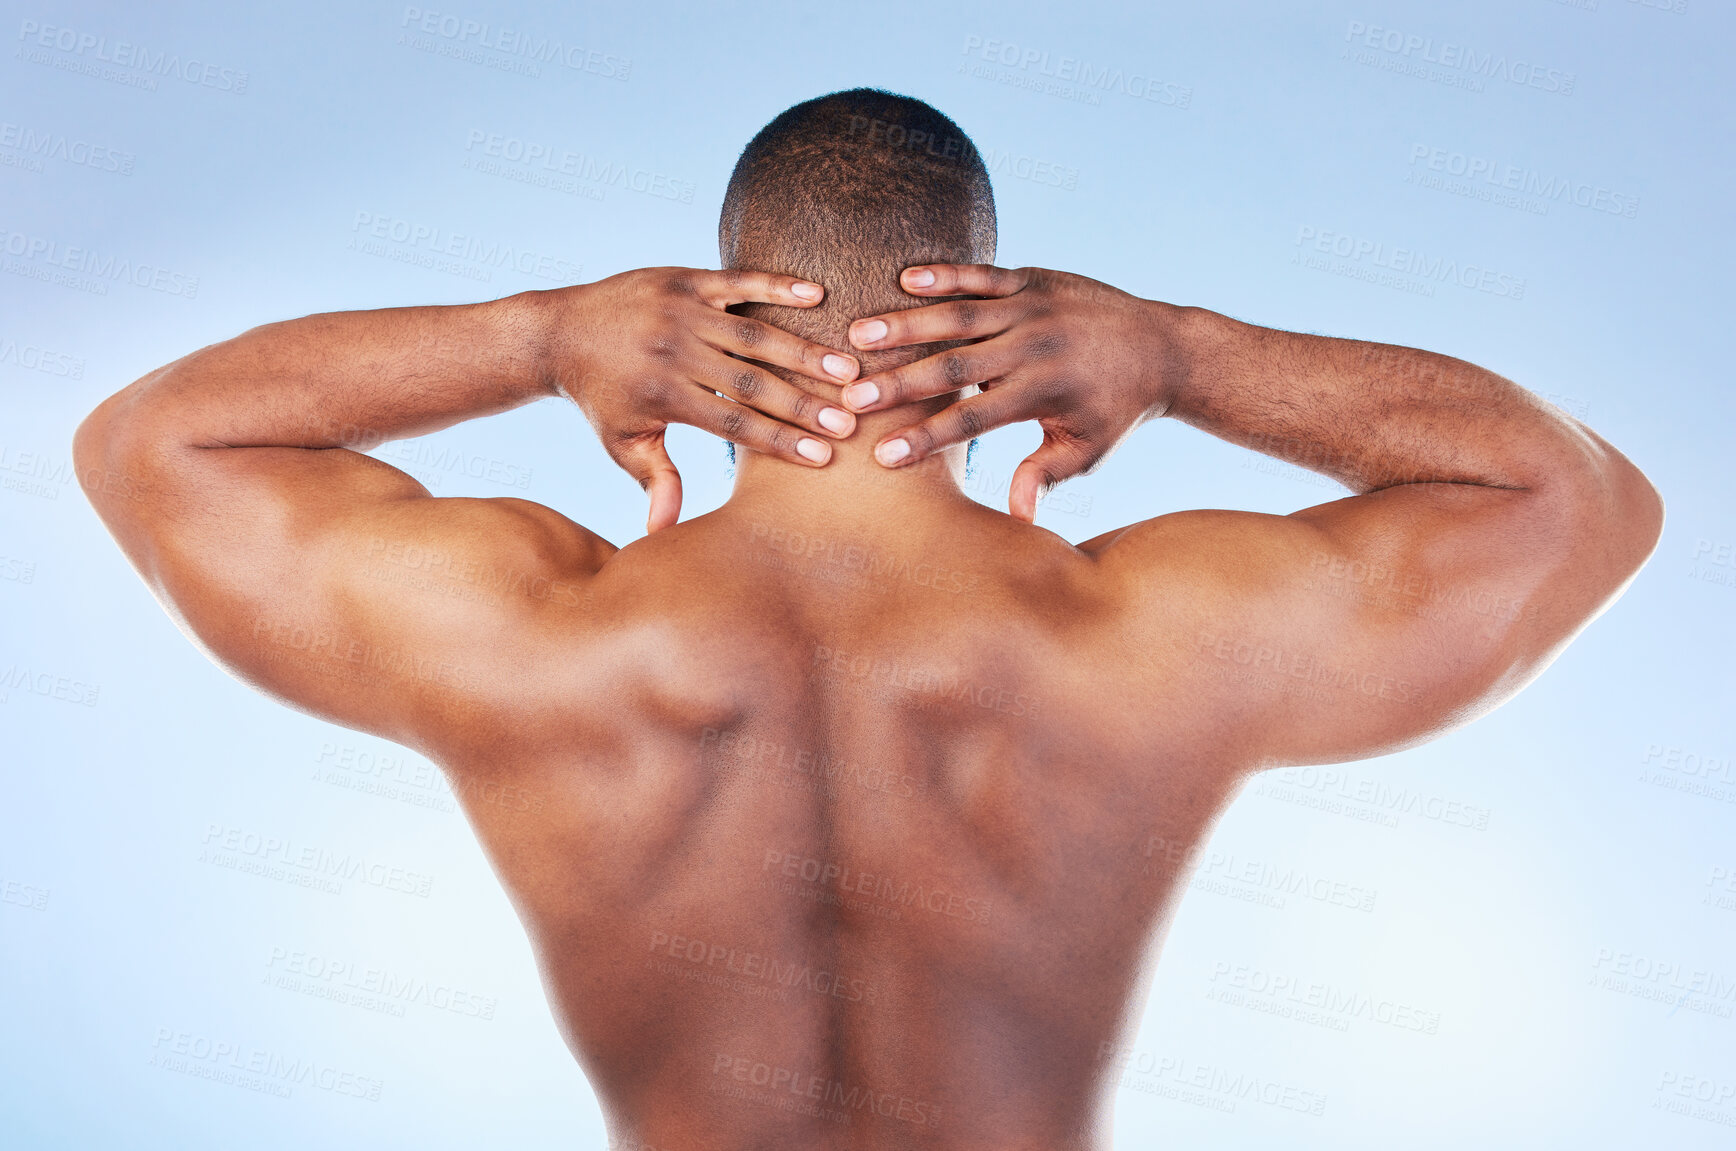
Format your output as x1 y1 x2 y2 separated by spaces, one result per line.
720 89 996 409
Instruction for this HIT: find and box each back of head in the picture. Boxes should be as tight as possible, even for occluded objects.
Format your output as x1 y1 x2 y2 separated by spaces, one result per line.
720 89 997 378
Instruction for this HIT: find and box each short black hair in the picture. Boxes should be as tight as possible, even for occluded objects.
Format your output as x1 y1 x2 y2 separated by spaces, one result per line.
719 88 996 349
718 90 996 471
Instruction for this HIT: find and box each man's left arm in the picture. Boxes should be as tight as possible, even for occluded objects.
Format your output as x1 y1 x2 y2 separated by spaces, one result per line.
74 271 860 753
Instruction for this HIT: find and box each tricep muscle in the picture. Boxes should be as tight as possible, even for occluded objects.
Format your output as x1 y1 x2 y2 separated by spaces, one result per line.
1095 475 1650 769
80 437 613 751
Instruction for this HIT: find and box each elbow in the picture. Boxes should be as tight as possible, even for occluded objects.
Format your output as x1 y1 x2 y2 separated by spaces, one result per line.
1541 416 1665 580
1602 452 1664 577
1555 450 1664 593
72 394 119 498
73 381 164 510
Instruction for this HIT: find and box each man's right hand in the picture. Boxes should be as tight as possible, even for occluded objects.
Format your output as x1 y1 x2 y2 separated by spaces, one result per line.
551 267 863 532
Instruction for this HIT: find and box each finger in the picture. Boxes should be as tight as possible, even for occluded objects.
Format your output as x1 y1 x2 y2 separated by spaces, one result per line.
871 388 1029 469
691 268 826 309
678 389 835 467
697 310 859 384
608 431 684 533
1007 438 1096 523
848 297 1021 353
897 263 1029 298
695 350 856 439
841 338 1018 413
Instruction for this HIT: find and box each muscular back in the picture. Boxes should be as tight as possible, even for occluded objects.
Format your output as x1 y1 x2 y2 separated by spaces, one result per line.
452 498 1234 1149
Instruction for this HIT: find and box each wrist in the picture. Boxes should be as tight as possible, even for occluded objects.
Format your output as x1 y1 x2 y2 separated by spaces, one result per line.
518 284 591 402
1144 301 1230 420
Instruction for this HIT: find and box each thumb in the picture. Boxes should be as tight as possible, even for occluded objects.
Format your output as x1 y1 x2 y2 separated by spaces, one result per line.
1008 435 1092 523
611 431 683 534
644 467 683 535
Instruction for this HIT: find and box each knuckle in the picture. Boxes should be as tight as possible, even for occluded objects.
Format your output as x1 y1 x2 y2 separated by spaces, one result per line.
785 389 817 422
730 369 761 400
647 318 682 361
760 420 796 455
954 303 979 332
718 405 750 440
1024 331 1067 360
955 403 986 440
941 352 971 387
611 424 660 452
733 319 763 348
878 366 910 403
1029 375 1071 407
1055 429 1106 474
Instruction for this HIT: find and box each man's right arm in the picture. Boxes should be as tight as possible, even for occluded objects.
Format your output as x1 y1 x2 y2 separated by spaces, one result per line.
841 265 1663 768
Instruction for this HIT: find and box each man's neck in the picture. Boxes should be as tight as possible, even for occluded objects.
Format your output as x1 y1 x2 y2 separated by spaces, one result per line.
727 407 977 522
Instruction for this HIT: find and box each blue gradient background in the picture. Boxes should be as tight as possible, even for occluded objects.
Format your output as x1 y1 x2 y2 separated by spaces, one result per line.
2 1 1732 1147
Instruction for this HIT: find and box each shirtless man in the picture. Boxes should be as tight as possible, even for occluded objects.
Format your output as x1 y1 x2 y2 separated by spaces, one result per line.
75 90 1661 1148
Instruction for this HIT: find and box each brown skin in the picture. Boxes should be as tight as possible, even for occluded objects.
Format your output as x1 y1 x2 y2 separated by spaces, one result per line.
75 263 1662 1149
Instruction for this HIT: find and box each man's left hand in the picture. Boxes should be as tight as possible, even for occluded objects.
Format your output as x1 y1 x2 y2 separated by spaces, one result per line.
841 263 1183 521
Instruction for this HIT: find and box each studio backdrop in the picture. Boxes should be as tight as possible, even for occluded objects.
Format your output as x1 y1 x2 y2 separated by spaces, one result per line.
2 1 1731 1148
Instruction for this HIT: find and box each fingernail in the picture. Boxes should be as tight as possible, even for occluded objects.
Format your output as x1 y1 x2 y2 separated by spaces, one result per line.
904 268 935 288
875 438 910 466
843 381 879 409
852 320 888 346
791 282 822 301
796 437 829 463
818 407 851 435
822 353 856 380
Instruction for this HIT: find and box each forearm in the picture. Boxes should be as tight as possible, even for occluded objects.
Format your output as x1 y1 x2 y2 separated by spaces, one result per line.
1156 305 1604 495
83 291 564 462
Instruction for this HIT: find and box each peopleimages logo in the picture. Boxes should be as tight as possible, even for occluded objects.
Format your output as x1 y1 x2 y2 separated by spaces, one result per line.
1589 947 1736 1020
0 226 199 298
398 7 629 80
1292 225 1526 301
348 211 582 284
0 121 134 175
1099 1046 1329 1118
0 663 100 706
462 130 694 203
16 19 249 93
264 946 498 1020
1342 20 1575 95
1406 144 1639 219
959 35 1192 108
199 823 434 898
1207 960 1442 1034
710 1052 941 1129
150 1027 383 1101
0 336 83 379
